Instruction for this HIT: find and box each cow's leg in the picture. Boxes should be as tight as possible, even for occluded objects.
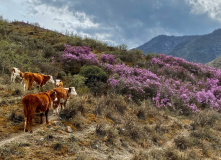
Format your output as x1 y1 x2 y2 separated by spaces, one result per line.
11 73 15 82
60 103 64 113
14 76 16 82
45 109 49 124
24 83 26 91
24 117 28 132
60 103 63 111
28 79 34 90
52 101 58 115
64 101 67 109
24 79 29 91
21 78 24 84
56 107 59 114
53 105 56 115
40 113 43 124
23 79 26 91
28 82 32 90
56 99 61 114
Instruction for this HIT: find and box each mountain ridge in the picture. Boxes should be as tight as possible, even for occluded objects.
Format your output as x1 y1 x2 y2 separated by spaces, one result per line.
135 29 221 64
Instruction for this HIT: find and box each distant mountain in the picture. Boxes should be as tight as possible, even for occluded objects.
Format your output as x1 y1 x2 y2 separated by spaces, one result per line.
135 29 221 64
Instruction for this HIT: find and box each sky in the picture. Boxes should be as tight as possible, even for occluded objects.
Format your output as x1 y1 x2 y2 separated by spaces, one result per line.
0 0 221 49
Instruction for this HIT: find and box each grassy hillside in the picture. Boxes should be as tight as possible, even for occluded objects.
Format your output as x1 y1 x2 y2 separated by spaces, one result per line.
0 18 220 159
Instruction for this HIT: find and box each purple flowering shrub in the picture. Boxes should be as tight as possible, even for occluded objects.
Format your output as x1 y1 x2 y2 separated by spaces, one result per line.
150 54 221 112
60 45 221 113
100 53 116 64
106 64 161 101
60 45 99 73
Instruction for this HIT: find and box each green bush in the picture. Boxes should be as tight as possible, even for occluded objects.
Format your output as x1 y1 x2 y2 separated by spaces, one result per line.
72 75 87 88
110 49 144 65
79 65 108 83
79 65 108 96
43 45 55 58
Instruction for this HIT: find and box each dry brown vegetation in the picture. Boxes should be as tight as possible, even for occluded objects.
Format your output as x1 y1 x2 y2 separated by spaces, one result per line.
0 76 220 160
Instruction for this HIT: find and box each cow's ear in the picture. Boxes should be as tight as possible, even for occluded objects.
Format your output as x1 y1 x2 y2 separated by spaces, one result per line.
60 80 62 82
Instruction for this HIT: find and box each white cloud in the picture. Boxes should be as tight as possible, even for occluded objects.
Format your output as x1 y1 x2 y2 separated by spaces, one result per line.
25 3 99 33
0 0 28 21
187 0 221 23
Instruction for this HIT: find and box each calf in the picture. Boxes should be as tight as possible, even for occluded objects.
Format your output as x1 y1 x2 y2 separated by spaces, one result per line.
52 87 69 115
22 90 57 133
53 87 78 115
11 67 23 83
23 72 55 91
55 79 63 88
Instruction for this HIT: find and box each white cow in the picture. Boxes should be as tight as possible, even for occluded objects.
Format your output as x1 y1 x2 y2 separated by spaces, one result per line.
65 87 77 96
11 67 23 83
55 79 63 87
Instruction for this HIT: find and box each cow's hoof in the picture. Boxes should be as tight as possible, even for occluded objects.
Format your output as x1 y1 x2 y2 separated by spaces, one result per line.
46 121 49 124
30 130 33 133
24 129 28 132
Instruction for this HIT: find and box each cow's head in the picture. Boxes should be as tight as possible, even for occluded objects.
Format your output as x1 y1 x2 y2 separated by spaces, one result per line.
68 87 77 96
48 75 55 84
50 90 57 101
55 79 62 87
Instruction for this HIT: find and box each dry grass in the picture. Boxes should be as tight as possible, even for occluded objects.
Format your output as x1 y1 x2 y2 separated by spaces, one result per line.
0 82 220 159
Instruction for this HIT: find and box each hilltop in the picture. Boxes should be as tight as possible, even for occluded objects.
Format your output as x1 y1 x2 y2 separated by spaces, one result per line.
0 18 220 159
135 29 221 64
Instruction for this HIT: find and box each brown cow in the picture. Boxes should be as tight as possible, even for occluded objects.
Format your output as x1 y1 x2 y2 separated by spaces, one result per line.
22 90 57 133
52 87 69 115
23 72 55 91
11 67 23 83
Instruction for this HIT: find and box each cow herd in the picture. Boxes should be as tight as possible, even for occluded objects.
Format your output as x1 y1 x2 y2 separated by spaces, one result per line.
11 67 77 133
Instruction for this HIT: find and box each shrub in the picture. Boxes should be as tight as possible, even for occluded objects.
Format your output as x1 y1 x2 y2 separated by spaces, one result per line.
100 53 116 64
79 65 108 95
72 74 87 88
76 86 90 95
43 45 55 58
59 97 86 120
60 45 99 74
174 136 193 150
112 49 144 64
191 109 220 128
79 65 108 83
59 105 77 120
96 123 108 136
8 110 23 123
53 142 63 150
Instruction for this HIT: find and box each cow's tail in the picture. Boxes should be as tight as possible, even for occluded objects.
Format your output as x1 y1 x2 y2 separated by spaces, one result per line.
22 96 30 132
22 96 29 118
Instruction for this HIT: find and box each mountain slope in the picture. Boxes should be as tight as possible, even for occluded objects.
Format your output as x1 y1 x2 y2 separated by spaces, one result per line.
207 55 221 68
136 29 221 64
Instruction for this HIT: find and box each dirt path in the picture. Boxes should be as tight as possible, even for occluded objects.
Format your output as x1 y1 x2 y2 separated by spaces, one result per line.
0 114 59 148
